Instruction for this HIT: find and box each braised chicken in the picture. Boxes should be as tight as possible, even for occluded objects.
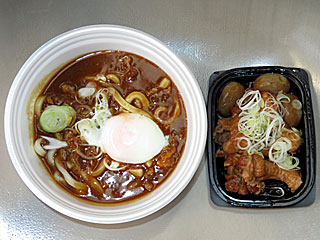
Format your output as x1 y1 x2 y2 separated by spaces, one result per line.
214 83 303 195
223 152 302 194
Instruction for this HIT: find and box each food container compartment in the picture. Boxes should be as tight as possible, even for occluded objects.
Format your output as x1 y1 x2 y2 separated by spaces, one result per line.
207 66 316 207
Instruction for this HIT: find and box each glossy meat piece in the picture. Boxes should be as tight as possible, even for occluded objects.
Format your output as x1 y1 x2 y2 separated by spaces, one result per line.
255 156 302 192
213 124 230 145
213 116 243 154
224 152 302 194
224 153 265 195
281 129 301 153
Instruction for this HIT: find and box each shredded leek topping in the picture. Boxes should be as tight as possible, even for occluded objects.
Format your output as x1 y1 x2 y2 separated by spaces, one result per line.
269 137 299 170
75 89 111 147
237 90 263 114
236 89 301 170
277 93 290 103
41 136 68 150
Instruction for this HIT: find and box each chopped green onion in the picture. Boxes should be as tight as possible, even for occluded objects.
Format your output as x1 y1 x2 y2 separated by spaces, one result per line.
291 127 303 137
75 89 111 145
237 90 262 114
292 99 302 110
277 93 290 103
236 137 251 150
277 155 300 170
236 89 301 169
39 105 76 133
268 137 292 163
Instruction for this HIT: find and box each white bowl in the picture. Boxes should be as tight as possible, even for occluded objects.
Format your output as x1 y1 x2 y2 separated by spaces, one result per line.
4 25 207 224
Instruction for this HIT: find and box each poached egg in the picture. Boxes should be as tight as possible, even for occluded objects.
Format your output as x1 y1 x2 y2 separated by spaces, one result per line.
77 109 167 164
76 90 168 164
100 113 167 164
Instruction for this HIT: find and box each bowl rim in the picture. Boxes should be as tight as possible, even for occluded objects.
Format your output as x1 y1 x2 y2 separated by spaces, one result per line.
4 24 207 223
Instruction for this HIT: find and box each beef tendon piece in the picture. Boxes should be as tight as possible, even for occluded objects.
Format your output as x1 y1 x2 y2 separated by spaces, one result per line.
225 176 249 195
213 124 230 146
213 116 239 147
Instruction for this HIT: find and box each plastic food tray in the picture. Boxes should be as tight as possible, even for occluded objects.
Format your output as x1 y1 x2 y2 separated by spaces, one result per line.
207 66 316 207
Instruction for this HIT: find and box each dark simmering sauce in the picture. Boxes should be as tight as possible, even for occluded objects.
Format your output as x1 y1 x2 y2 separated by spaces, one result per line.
33 50 187 203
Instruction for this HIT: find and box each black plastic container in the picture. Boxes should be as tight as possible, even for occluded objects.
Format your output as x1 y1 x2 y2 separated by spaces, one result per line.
207 66 316 207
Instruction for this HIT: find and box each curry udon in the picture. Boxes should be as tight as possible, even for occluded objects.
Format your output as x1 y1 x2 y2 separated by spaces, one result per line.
33 50 187 203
